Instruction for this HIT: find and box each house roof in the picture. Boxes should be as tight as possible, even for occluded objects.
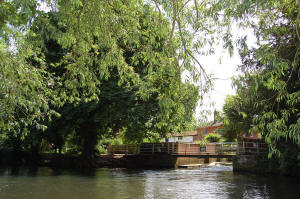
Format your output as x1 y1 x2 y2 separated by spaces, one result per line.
167 131 198 137
196 121 223 130
210 122 223 127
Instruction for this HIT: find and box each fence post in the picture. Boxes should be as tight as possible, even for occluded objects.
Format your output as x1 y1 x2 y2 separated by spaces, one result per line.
126 145 128 154
242 141 245 154
152 143 154 154
167 142 169 154
172 142 175 154
137 144 140 154
257 141 259 153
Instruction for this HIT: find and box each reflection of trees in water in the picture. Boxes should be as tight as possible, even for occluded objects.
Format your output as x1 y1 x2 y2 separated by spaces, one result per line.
227 173 300 199
0 166 39 176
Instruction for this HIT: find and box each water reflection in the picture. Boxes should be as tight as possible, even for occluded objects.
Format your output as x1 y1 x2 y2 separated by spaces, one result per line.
0 166 299 199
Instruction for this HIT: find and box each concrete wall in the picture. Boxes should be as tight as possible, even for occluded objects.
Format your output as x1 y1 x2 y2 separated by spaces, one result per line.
122 154 232 168
175 157 205 167
233 154 279 174
125 154 177 168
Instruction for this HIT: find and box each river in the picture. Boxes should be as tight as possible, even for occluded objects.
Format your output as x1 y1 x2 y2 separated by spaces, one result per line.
0 166 299 199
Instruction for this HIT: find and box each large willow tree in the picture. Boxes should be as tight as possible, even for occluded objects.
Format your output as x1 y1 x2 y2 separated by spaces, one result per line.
27 3 199 160
1 0 201 161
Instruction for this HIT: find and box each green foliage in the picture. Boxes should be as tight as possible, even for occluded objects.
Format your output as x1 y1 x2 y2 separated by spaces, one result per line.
222 92 259 142
219 0 300 175
0 30 54 153
204 133 221 143
96 136 124 154
194 139 208 146
3 0 298 173
235 0 299 155
0 1 199 159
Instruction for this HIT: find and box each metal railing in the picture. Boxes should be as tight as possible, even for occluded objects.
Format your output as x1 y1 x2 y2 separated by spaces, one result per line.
108 141 267 156
108 142 240 155
107 144 139 155
237 141 268 155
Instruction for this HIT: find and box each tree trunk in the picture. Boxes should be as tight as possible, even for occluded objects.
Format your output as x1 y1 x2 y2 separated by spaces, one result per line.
58 147 62 155
11 136 24 166
30 143 41 165
80 122 98 168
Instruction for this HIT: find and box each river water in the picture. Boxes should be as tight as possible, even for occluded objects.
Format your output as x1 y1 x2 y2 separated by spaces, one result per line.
0 166 299 199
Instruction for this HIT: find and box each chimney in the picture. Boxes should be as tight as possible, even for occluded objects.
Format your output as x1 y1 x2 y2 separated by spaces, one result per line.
213 110 217 123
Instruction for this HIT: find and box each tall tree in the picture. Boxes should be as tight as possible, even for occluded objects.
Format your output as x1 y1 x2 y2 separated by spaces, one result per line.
222 0 300 174
26 2 199 162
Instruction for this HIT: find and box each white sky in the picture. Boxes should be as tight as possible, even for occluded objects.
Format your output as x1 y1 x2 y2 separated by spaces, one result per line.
196 28 257 121
198 48 241 112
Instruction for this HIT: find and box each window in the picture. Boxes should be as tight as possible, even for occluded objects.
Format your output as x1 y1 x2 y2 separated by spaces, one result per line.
178 136 183 140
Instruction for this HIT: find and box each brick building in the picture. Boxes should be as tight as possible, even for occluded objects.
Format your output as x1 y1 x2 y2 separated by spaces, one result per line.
165 121 224 143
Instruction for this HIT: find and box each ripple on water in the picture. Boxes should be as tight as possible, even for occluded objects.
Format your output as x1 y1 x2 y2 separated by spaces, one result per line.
0 166 299 199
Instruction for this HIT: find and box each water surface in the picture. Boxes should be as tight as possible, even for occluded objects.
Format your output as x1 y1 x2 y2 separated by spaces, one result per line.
0 166 298 199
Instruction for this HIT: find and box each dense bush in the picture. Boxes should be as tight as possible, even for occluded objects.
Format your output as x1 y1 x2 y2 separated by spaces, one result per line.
204 133 221 143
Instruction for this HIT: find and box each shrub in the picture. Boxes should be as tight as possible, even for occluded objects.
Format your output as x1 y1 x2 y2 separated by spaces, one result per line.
204 133 221 143
194 139 208 146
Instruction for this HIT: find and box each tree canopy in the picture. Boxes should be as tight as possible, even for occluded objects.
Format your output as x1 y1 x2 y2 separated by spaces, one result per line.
221 0 300 174
1 0 300 171
0 0 200 161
